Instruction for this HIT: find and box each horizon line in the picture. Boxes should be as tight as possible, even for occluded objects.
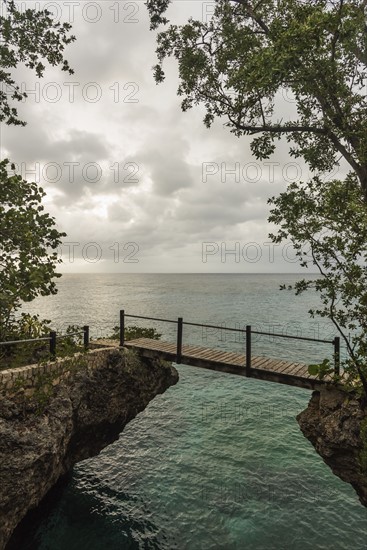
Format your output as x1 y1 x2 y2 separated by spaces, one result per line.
55 272 320 275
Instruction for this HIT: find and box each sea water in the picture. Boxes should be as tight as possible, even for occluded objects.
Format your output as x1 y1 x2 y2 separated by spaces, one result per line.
12 274 367 549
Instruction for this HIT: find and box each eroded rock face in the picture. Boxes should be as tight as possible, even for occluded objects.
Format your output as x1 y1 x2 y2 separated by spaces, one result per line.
297 387 367 507
0 349 178 550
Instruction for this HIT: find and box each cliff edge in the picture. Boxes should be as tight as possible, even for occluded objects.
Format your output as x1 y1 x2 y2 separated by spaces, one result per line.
297 387 367 507
0 348 178 549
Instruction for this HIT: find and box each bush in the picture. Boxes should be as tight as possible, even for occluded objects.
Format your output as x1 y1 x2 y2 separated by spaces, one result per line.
0 314 84 370
109 325 162 341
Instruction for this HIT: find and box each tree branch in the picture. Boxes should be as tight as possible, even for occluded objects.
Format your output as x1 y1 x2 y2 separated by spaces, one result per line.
233 123 328 134
230 0 270 34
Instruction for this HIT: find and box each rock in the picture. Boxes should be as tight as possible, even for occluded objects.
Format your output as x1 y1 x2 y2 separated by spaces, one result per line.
0 349 178 550
297 387 367 507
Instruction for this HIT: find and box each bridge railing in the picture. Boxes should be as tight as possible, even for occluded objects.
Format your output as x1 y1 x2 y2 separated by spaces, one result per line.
119 310 341 375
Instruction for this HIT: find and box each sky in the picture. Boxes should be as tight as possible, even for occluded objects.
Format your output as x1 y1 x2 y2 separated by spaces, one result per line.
1 0 344 273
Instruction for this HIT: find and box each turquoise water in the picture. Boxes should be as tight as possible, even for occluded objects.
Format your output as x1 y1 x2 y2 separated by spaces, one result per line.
15 274 367 549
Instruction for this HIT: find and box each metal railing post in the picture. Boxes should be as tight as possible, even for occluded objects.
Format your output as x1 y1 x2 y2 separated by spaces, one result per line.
83 326 89 350
49 331 57 359
246 325 251 376
334 336 340 376
120 310 125 347
177 317 183 364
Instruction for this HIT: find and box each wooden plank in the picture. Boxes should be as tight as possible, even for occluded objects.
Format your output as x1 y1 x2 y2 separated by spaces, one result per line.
250 356 270 368
275 361 297 374
292 363 309 374
193 348 225 359
295 366 312 379
126 338 151 347
183 347 216 359
282 362 308 376
214 352 241 364
141 341 163 350
147 343 175 352
281 363 313 380
262 359 284 371
254 357 278 371
182 344 200 353
266 359 290 373
127 343 327 390
125 338 323 388
183 348 213 358
255 357 281 369
267 359 290 372
206 350 233 363
222 352 245 365
160 344 177 352
270 360 308 378
279 364 299 375
300 365 314 377
200 352 230 364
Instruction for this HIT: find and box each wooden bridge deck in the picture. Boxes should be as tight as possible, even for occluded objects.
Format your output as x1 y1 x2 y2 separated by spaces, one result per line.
124 338 327 390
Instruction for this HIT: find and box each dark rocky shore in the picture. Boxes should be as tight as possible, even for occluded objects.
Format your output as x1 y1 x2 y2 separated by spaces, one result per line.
298 387 367 508
0 349 178 549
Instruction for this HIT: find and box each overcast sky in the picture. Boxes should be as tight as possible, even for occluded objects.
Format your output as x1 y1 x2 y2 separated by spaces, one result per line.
1 1 344 273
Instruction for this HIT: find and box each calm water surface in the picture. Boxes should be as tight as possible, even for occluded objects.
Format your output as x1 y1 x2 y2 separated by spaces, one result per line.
15 274 367 549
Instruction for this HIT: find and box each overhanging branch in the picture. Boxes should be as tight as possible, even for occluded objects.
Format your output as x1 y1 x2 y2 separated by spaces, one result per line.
234 123 328 135
230 0 270 34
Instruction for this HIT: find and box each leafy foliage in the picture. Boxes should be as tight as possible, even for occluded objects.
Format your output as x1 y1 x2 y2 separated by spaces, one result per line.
0 0 75 125
0 314 85 370
0 313 51 369
308 359 334 380
109 325 162 341
0 2 78 365
147 0 367 196
269 173 367 394
0 159 66 340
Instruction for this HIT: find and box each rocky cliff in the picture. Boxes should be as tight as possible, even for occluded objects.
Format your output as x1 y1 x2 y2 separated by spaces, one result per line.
0 348 178 549
297 387 367 507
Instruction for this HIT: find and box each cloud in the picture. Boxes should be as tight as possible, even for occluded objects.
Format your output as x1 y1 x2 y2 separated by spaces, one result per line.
0 0 313 273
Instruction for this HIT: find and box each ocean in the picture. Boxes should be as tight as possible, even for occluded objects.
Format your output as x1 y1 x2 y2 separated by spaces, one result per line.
13 274 367 549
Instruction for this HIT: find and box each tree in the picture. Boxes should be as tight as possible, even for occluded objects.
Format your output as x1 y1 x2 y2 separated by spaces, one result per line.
147 0 367 197
268 173 367 395
0 0 75 126
0 159 66 341
147 0 367 394
0 1 74 343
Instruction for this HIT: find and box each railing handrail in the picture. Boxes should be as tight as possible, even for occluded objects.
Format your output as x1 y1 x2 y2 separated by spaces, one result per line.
122 312 335 345
120 310 341 375
0 329 87 346
250 330 333 344
0 326 90 360
0 336 52 346
124 313 177 324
